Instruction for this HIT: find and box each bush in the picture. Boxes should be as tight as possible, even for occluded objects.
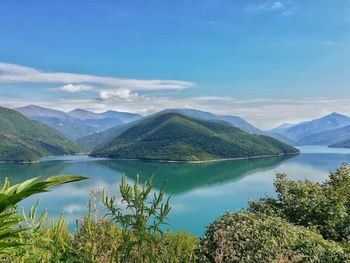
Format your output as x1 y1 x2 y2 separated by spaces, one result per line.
158 231 199 263
249 163 350 243
1 175 198 263
199 211 348 263
3 164 350 262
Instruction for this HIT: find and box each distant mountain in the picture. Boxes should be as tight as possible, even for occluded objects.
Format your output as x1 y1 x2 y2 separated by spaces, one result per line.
297 125 350 146
15 105 142 141
330 139 350 148
31 116 99 141
266 133 296 146
0 106 82 162
79 108 262 150
16 105 69 119
269 123 296 134
91 112 298 162
272 113 350 143
80 108 296 150
68 109 142 123
162 108 261 133
15 105 99 140
77 122 136 150
163 109 297 145
101 110 143 123
67 109 102 120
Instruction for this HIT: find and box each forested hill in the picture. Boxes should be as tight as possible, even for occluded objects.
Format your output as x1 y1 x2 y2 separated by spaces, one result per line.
91 112 298 162
0 106 83 162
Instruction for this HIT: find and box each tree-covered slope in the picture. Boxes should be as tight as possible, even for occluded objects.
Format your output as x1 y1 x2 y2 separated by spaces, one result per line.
162 108 261 133
0 106 83 162
79 108 263 151
77 121 138 150
91 113 298 161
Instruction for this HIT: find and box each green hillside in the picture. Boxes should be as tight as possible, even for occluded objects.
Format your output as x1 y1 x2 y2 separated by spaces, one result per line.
77 122 136 150
91 113 298 161
0 107 83 162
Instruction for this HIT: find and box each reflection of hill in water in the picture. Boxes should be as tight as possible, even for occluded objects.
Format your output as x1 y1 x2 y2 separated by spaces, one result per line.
98 155 294 195
0 155 295 195
0 161 67 184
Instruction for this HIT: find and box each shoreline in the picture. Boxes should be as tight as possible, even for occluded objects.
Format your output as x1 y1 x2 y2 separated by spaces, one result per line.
1 152 300 165
0 152 89 164
0 160 40 164
92 152 300 164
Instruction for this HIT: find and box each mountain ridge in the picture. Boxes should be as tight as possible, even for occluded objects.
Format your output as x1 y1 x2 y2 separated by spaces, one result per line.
80 108 265 150
15 105 143 140
91 112 298 162
0 106 83 162
270 112 350 144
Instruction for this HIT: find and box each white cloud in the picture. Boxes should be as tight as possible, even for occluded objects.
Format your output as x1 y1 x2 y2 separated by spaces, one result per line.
247 1 294 14
63 203 86 214
0 62 194 91
98 89 139 101
0 62 348 129
57 84 94 93
270 1 284 11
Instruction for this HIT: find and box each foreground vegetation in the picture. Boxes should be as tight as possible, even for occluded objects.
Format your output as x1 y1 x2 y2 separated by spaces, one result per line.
1 164 350 262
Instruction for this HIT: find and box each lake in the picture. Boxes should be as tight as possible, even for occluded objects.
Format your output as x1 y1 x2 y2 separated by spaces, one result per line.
1 146 350 236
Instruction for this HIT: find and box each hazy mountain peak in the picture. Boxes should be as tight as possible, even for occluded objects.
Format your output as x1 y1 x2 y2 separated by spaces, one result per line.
274 112 350 142
326 112 347 118
15 105 69 119
68 108 102 120
277 123 295 129
69 108 91 113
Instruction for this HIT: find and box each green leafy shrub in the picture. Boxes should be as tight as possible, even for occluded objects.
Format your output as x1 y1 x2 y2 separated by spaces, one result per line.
68 198 122 262
249 163 350 243
6 165 350 262
3 175 197 263
102 175 172 262
158 231 199 263
199 211 348 263
0 175 86 254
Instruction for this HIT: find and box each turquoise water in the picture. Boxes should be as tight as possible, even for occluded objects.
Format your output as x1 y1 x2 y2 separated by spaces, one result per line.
1 146 350 236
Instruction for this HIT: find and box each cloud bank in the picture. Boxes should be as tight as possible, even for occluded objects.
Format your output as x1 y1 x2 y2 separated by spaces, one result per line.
1 62 349 130
0 62 194 91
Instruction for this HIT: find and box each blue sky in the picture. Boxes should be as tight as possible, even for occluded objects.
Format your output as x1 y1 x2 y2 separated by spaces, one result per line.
0 0 349 129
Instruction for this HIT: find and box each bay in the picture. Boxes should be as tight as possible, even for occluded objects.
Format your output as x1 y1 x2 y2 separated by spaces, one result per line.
1 146 350 236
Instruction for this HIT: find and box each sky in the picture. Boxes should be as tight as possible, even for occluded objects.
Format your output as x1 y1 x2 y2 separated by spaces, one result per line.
0 0 349 129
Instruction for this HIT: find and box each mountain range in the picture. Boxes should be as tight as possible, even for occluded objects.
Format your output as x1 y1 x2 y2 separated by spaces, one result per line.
269 112 350 147
0 106 82 162
15 105 142 141
78 108 266 150
330 139 350 148
162 109 261 134
4 103 350 163
90 112 298 162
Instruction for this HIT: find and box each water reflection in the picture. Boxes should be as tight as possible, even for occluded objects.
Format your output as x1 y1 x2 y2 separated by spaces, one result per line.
99 155 293 195
1 147 350 235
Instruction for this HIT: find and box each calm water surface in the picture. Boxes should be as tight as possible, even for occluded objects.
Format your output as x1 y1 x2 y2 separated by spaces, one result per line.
1 146 350 236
